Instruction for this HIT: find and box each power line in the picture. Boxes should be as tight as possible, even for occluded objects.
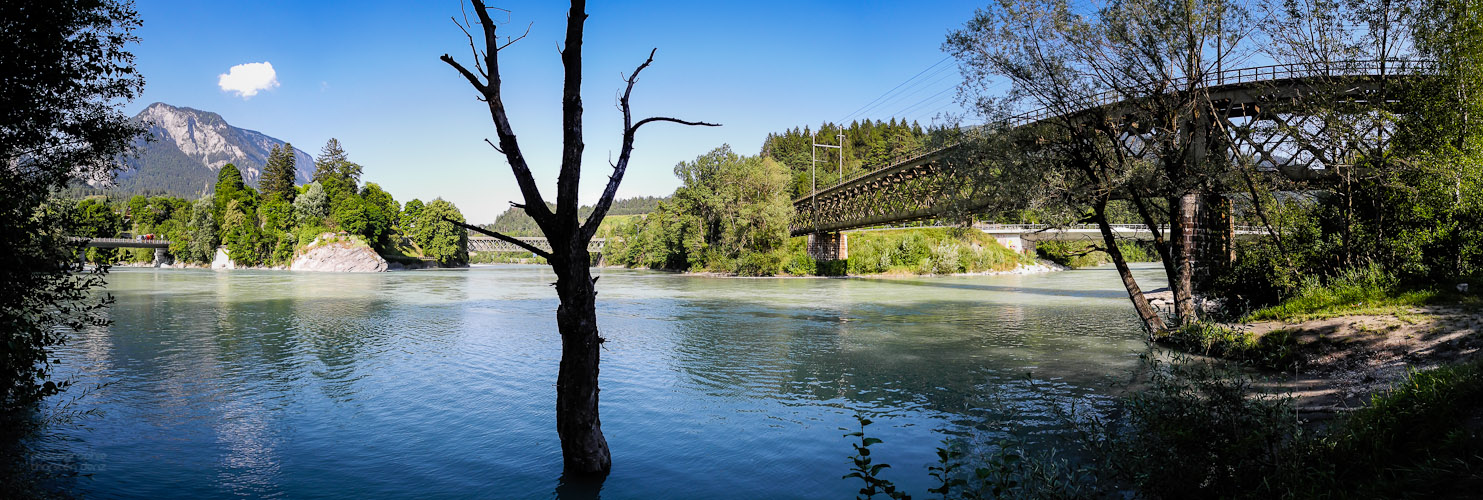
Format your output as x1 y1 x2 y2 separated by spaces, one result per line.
850 65 958 123
839 56 951 123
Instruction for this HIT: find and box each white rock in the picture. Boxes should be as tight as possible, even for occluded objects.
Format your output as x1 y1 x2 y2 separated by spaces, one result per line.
289 234 387 272
211 247 234 270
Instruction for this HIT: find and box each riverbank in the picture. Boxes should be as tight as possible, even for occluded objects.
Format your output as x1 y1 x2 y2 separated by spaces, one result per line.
676 258 1065 278
1239 306 1483 416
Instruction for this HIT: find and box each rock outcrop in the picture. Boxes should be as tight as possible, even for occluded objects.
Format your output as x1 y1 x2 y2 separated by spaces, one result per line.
290 234 387 272
211 247 235 270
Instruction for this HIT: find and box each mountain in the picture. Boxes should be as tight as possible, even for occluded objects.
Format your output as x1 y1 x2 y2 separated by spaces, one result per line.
112 103 315 196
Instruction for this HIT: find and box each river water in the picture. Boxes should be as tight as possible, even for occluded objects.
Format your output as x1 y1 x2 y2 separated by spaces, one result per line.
34 263 1166 499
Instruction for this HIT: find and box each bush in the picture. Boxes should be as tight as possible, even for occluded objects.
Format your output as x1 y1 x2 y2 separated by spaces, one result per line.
1245 264 1438 321
1159 322 1301 370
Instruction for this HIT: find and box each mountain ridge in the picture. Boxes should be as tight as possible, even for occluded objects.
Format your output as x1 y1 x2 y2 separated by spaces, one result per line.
112 102 315 196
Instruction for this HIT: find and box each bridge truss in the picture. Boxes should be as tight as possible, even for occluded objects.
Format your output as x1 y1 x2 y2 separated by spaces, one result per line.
469 237 606 253
791 59 1433 236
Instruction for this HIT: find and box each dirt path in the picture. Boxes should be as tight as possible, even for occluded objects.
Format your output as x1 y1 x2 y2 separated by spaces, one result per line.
1238 307 1483 418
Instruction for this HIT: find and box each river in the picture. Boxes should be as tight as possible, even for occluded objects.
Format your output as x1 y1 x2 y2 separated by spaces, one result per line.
32 263 1167 499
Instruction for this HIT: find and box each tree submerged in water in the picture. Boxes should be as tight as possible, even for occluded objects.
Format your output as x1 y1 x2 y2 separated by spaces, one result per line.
439 0 717 477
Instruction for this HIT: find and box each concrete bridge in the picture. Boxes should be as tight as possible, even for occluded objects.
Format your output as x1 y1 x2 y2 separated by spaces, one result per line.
69 237 173 267
794 59 1431 268
468 237 606 254
976 224 1266 254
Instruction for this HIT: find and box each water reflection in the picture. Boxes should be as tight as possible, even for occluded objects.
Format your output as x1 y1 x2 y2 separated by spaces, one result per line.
37 264 1163 499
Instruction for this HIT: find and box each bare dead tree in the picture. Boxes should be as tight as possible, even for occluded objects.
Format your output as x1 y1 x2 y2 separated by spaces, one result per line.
440 0 717 477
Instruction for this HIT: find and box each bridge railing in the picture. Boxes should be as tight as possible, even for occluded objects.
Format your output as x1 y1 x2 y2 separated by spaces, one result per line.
797 59 1434 205
68 236 173 248
976 223 1266 234
1005 59 1434 127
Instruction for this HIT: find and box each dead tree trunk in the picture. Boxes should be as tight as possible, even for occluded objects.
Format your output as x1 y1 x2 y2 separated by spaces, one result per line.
440 0 716 477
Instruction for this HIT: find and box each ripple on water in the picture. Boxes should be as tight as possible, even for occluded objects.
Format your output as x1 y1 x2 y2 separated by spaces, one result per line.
35 264 1161 499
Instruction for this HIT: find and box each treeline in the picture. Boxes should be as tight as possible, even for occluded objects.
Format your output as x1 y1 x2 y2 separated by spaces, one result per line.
71 139 469 267
482 196 666 237
604 146 795 275
761 119 959 199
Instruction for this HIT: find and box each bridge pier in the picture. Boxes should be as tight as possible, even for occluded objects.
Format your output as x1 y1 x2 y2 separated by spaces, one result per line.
153 247 171 268
1178 192 1235 290
993 235 1037 255
806 231 848 261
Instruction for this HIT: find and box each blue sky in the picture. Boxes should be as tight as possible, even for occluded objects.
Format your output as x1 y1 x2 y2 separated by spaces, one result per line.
127 1 988 223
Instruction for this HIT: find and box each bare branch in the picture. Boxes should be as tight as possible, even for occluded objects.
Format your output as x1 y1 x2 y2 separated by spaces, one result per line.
452 16 487 78
499 22 533 51
440 54 488 94
581 48 719 240
633 116 722 130
443 0 554 229
446 217 553 259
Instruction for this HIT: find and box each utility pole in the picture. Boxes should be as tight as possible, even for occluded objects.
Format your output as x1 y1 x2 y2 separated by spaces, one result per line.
813 130 843 185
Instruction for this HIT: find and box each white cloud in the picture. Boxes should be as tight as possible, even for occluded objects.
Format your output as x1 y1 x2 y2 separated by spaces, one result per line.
218 62 279 98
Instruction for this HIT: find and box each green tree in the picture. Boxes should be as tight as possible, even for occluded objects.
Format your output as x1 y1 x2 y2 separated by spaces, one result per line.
259 198 295 264
185 195 218 263
213 163 256 223
333 193 391 250
413 198 468 267
0 0 144 434
611 146 792 275
402 198 424 232
362 182 401 230
259 143 298 202
294 181 330 225
220 198 262 265
312 138 362 190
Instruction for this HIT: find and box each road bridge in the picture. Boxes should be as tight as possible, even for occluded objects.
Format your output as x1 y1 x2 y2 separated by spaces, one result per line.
69 237 173 267
793 60 1430 270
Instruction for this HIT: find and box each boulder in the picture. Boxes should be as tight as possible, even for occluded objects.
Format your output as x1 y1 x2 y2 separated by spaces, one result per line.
290 233 388 272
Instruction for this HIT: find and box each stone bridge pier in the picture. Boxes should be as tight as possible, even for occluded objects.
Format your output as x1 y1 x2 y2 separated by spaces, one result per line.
806 231 848 262
1179 192 1236 290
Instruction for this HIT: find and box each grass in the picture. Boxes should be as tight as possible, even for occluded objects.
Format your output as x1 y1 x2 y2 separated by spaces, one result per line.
1304 357 1483 497
1245 265 1444 322
1157 322 1301 370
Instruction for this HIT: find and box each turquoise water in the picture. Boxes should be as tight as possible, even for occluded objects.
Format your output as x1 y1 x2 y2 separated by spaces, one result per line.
34 264 1164 499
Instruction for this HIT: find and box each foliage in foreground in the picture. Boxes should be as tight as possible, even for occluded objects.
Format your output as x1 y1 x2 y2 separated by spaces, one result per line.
860 354 1483 499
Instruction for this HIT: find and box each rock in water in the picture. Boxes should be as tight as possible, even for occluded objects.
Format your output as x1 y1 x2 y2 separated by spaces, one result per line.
290 233 388 272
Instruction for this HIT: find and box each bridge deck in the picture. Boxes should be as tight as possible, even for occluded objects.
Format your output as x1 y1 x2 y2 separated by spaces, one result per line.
69 237 172 249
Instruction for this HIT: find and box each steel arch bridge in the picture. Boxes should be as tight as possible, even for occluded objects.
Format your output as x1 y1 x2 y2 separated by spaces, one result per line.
790 59 1433 238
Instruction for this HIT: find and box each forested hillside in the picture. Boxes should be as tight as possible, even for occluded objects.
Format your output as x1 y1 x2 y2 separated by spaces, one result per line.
761 118 958 198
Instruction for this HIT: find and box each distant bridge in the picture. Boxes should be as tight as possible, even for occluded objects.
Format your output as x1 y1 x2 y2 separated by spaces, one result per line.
69 237 171 249
68 237 173 267
468 237 606 253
